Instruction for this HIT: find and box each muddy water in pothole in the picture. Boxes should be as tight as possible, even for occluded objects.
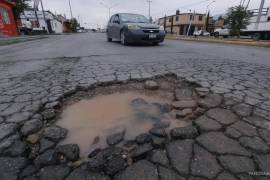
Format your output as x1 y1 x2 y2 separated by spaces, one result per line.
57 92 190 156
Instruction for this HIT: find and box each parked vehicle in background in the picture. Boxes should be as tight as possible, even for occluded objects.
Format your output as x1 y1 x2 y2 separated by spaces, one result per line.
193 30 210 36
214 28 230 38
241 7 270 40
107 13 165 45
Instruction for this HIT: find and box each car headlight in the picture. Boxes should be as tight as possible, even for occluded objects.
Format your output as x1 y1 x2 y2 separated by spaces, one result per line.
127 25 141 30
159 26 164 31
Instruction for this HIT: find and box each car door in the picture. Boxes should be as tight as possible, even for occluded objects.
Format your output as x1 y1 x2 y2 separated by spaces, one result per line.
112 15 121 40
107 15 114 38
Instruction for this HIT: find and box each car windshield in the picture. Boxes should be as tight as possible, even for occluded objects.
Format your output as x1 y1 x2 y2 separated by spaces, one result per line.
120 14 149 23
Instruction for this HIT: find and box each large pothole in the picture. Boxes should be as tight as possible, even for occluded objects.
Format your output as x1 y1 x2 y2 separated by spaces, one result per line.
56 76 200 156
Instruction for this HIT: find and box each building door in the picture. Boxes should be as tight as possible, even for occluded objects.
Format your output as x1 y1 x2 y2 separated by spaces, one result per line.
188 25 195 35
46 19 52 33
179 25 184 35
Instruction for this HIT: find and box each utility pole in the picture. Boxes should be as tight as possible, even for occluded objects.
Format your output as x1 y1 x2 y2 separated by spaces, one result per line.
146 0 152 20
69 0 73 19
40 0 49 33
187 10 195 36
255 0 265 30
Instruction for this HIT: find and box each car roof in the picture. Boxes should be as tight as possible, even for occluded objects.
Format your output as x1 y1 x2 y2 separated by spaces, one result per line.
112 13 146 17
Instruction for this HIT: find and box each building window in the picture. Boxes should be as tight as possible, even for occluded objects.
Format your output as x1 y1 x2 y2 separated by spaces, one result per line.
199 15 203 21
268 17 270 21
169 17 173 22
176 16 179 21
190 15 194 21
0 7 11 24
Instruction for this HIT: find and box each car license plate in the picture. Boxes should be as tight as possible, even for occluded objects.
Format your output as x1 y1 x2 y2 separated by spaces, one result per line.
149 34 157 39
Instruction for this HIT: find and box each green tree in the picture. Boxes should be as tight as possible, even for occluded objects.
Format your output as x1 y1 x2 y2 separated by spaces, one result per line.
70 18 80 32
13 0 31 19
225 5 250 37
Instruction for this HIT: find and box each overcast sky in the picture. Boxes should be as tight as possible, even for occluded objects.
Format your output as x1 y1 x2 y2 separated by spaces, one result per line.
40 0 270 28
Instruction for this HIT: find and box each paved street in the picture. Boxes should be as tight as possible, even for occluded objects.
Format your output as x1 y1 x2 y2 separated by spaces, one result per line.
1 33 270 180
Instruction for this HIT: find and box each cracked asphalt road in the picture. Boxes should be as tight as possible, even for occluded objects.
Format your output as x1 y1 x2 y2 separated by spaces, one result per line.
1 33 270 180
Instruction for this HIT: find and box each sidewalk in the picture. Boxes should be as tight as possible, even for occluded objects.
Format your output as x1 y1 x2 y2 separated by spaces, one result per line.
166 34 270 48
0 35 48 46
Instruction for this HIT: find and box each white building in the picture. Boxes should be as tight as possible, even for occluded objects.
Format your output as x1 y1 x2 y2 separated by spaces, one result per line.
19 10 64 33
246 7 270 31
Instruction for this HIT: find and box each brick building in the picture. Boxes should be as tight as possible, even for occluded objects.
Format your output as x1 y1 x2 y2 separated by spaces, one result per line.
0 0 17 36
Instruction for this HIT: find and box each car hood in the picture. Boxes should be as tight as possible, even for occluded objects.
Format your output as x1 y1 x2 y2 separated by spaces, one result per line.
125 23 160 29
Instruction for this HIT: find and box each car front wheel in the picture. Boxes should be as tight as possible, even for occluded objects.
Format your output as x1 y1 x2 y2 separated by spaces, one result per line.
120 31 128 46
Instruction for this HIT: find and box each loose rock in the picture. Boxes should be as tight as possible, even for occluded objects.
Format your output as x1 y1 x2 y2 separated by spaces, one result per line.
150 149 169 166
170 126 198 140
43 126 67 142
21 119 43 136
144 81 159 90
55 144 80 161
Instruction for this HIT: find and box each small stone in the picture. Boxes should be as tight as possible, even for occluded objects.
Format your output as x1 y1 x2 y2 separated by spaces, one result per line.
194 116 222 133
103 154 127 175
135 133 152 144
150 150 169 166
106 129 125 146
55 144 80 161
152 136 167 148
131 143 153 160
39 138 55 153
239 136 270 154
198 94 222 108
153 121 170 128
218 155 255 173
149 128 167 137
196 132 251 156
88 148 101 158
42 109 56 120
26 134 40 144
130 98 148 108
158 166 181 180
114 160 158 180
144 81 159 90
191 144 222 179
176 109 193 118
166 140 193 175
172 100 197 109
151 103 171 114
39 165 70 180
21 119 43 136
232 103 252 117
66 166 110 180
206 108 239 125
170 126 198 140
34 150 57 167
175 88 194 100
43 126 67 142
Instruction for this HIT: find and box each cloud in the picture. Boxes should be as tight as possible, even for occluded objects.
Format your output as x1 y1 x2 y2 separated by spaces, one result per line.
40 0 270 28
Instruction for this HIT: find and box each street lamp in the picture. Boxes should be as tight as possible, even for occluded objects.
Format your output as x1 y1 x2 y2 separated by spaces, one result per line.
99 2 119 21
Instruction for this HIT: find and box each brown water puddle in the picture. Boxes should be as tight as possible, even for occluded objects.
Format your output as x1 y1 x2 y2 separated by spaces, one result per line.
57 92 190 156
